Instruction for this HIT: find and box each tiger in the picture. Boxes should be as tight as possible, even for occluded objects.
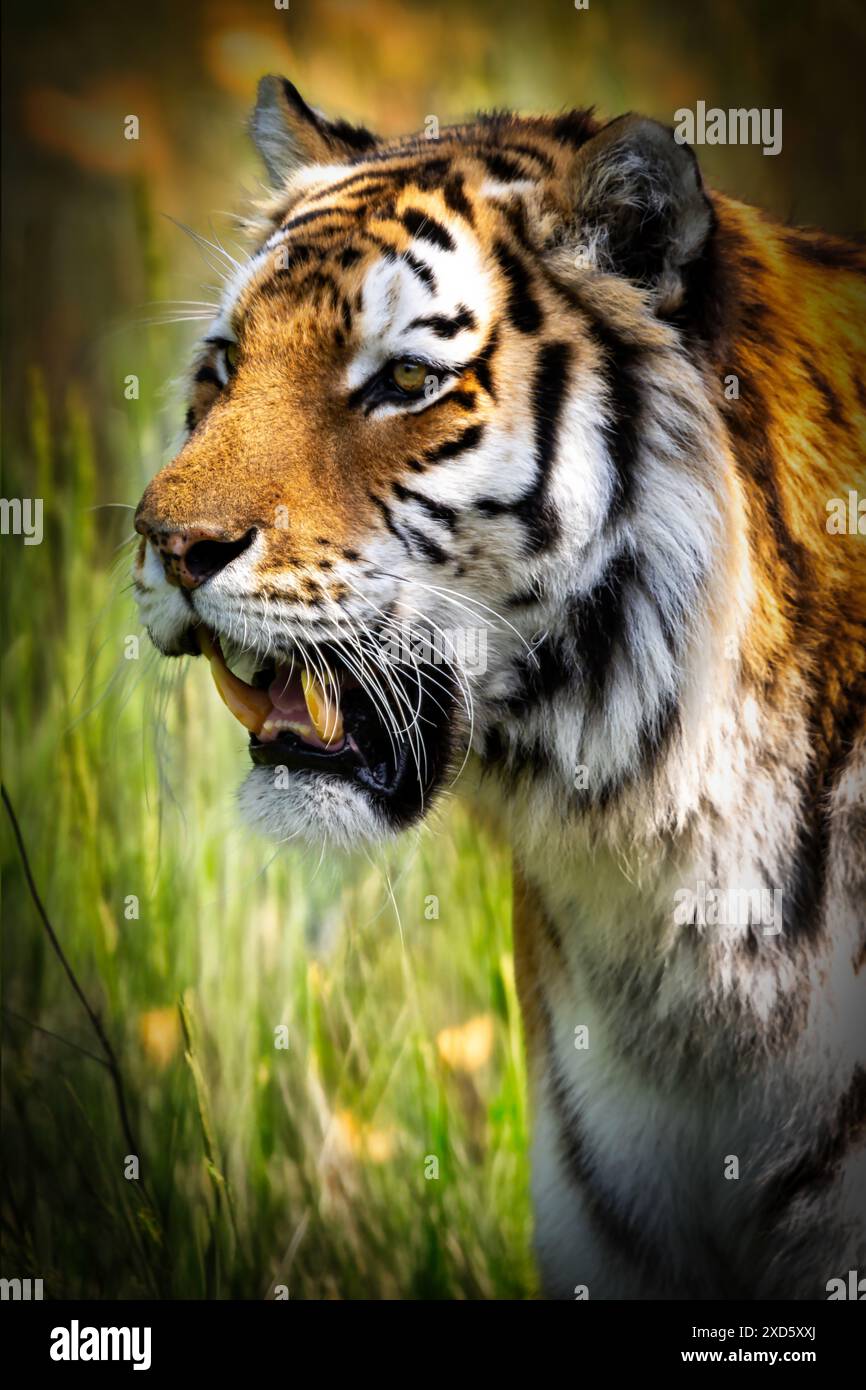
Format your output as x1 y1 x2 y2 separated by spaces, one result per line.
133 76 866 1299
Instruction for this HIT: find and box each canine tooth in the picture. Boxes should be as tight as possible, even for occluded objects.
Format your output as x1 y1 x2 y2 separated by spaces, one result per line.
301 671 344 745
196 627 271 735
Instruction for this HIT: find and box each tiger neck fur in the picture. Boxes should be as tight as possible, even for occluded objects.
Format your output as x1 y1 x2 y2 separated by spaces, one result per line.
470 193 866 1299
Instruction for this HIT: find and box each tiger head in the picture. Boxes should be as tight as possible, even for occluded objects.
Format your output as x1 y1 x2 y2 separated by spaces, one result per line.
134 78 722 848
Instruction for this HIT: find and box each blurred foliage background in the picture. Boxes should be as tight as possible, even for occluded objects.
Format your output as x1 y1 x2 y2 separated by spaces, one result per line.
2 0 864 1299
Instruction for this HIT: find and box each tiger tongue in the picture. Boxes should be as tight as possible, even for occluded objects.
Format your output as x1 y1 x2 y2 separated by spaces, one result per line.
259 668 344 747
195 627 344 747
267 669 310 721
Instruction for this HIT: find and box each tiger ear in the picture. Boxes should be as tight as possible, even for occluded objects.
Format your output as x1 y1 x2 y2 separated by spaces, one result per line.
251 76 379 184
561 114 712 310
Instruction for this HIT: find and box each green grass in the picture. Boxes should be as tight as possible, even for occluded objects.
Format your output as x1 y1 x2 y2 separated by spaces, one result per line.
0 365 534 1300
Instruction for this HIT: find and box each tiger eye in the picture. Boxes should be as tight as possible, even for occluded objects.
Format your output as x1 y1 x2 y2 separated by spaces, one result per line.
391 360 427 392
225 341 239 371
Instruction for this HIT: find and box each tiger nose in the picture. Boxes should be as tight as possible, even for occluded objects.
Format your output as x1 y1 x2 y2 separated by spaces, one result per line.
135 521 256 590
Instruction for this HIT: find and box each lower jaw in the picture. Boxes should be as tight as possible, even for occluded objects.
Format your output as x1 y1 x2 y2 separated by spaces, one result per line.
237 761 393 850
247 698 456 830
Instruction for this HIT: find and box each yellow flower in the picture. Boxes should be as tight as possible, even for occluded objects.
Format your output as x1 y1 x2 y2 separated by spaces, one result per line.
436 1014 494 1073
138 1008 181 1069
333 1109 397 1164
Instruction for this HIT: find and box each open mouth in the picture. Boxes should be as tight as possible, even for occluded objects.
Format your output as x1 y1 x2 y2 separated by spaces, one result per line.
194 626 455 825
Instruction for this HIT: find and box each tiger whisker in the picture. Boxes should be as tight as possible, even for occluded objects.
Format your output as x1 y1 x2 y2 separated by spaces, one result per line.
371 568 539 663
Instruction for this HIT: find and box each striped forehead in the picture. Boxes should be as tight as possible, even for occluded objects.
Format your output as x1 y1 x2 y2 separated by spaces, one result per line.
213 191 493 375
345 215 492 388
206 133 557 354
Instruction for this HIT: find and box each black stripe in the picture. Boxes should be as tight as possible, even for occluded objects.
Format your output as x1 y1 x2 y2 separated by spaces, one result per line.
475 341 569 552
317 161 407 193
406 526 448 564
501 562 682 807
331 181 392 205
393 483 458 529
634 690 680 783
811 368 848 429
540 995 662 1281
304 233 372 263
466 330 499 398
300 156 453 203
551 109 598 148
402 252 437 294
442 389 475 410
401 207 456 253
407 306 476 339
368 200 399 227
282 205 362 235
423 423 485 465
568 290 643 522
276 82 378 159
480 150 531 184
504 634 572 713
599 340 643 520
784 233 866 274
325 118 378 153
723 373 813 610
411 159 457 190
275 242 315 271
499 199 537 254
763 1066 866 1227
569 551 637 708
498 140 556 173
262 263 342 307
493 240 543 333
369 492 414 557
481 726 504 766
505 587 542 608
441 174 475 225
371 492 448 565
274 79 378 159
289 268 344 308
348 141 443 166
527 340 570 545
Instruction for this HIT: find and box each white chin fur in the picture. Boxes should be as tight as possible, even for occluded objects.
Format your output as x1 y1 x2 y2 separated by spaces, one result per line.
237 766 393 850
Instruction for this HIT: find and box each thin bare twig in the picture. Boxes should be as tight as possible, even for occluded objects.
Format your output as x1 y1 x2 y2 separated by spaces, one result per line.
2 783 149 1188
2 1006 110 1069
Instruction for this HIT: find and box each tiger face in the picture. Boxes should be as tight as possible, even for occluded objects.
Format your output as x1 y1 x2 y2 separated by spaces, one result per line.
134 77 715 847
